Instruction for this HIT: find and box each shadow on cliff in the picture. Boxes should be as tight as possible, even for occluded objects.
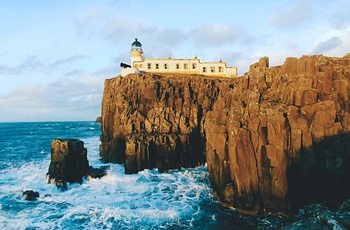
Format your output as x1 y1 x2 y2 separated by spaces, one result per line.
287 133 350 212
100 137 126 164
152 127 206 173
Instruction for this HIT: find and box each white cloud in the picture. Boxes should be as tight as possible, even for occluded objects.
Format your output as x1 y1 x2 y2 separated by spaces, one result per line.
269 0 316 29
0 74 106 122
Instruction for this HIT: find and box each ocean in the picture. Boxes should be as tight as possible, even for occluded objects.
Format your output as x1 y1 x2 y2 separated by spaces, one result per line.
0 121 286 229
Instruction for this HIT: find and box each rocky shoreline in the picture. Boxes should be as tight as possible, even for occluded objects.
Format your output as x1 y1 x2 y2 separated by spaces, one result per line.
100 54 350 214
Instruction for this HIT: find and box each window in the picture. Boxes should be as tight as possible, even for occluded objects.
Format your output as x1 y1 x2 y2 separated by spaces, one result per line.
135 64 139 68
176 63 180 69
218 67 223 72
164 63 168 69
140 64 143 68
192 63 196 69
211 66 215 73
202 67 207 73
184 63 188 70
155 63 159 69
147 63 151 69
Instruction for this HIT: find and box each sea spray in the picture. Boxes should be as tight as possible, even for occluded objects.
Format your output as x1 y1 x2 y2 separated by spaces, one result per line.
3 122 330 229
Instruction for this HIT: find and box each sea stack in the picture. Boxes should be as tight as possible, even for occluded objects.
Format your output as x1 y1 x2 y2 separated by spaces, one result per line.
47 139 89 185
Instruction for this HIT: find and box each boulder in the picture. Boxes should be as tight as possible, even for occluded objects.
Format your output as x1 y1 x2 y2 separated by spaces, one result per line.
22 190 39 200
87 166 110 179
95 116 102 122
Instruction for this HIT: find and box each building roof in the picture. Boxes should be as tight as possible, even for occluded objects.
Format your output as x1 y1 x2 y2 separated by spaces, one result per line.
131 38 142 48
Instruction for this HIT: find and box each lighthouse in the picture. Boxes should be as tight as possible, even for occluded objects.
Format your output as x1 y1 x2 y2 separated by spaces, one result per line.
120 38 143 77
130 38 144 67
120 38 238 77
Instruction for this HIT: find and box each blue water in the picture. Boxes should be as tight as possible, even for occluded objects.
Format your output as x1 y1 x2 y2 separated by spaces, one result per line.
0 121 284 229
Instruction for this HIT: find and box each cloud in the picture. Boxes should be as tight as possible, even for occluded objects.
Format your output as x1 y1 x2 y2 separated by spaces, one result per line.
100 18 132 44
0 55 87 76
312 36 342 54
100 19 179 49
190 23 254 47
155 28 187 47
64 69 84 76
98 18 255 54
50 55 86 67
269 0 316 29
0 55 42 75
0 74 106 122
73 4 256 53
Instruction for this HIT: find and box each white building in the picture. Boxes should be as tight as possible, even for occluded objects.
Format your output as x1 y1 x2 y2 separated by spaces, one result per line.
121 38 238 78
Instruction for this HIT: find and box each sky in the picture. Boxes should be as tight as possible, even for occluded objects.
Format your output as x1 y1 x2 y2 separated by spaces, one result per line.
0 0 349 122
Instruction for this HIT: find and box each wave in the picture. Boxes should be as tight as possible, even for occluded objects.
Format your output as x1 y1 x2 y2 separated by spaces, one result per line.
1 121 276 229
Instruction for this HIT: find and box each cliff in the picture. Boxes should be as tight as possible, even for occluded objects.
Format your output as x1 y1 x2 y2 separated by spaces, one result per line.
100 54 350 214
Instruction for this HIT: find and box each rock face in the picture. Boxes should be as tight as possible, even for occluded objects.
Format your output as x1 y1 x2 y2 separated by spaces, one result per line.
100 54 350 214
47 139 89 185
100 74 215 173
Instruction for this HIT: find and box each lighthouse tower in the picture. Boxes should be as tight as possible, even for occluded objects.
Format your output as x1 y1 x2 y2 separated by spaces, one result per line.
130 38 144 67
121 38 143 77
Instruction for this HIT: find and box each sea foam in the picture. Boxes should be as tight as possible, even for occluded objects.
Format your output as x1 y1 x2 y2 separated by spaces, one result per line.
0 122 247 229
